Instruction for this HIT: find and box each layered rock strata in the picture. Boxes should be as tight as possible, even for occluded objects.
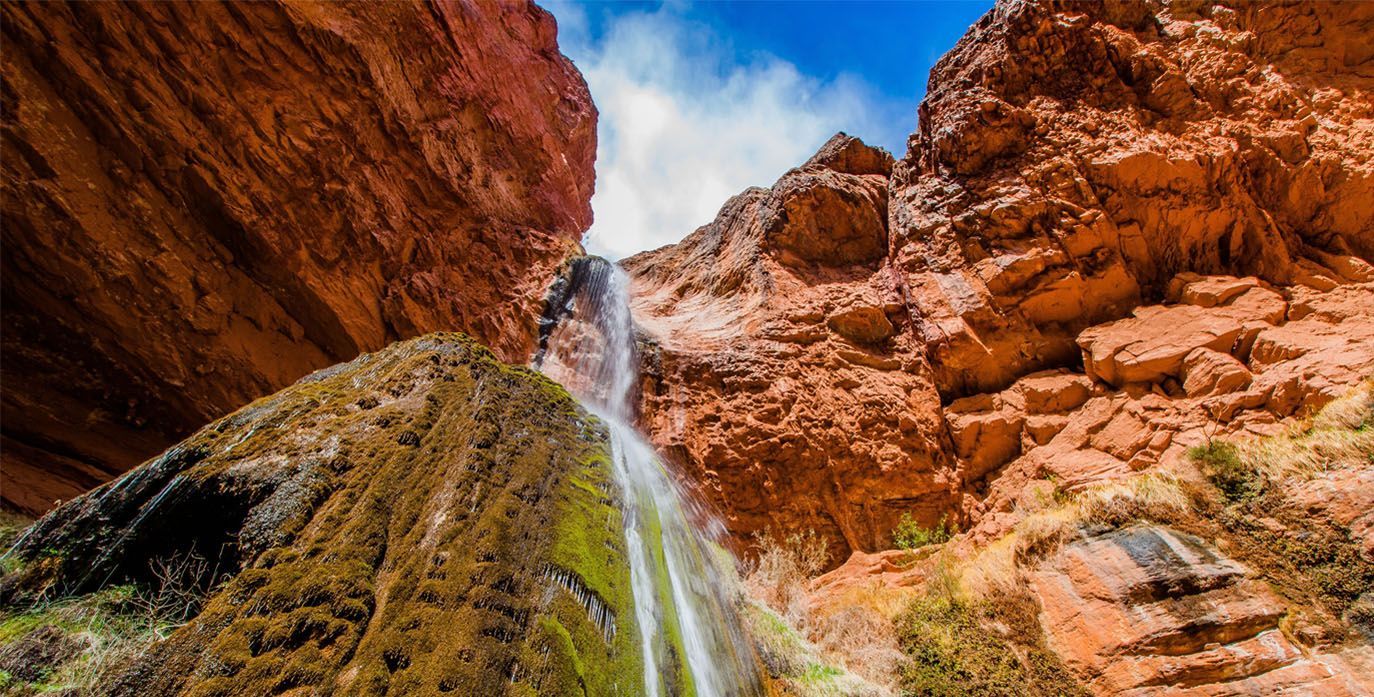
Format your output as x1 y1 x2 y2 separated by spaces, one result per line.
623 0 1374 566
0 0 595 513
3 334 641 695
895 0 1374 398
1033 526 1374 696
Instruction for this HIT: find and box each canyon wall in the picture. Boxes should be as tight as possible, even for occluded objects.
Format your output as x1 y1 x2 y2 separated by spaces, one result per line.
0 0 595 514
624 0 1374 562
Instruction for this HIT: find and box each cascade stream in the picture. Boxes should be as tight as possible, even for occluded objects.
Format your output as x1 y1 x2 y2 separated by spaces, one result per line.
535 257 764 696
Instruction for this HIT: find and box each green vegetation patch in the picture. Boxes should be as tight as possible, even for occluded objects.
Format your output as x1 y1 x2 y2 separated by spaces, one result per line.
1188 441 1258 503
0 584 189 695
892 514 955 551
895 578 1084 697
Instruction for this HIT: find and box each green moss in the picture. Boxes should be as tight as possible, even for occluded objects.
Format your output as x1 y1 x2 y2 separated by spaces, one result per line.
797 662 841 685
543 448 644 695
5 334 648 694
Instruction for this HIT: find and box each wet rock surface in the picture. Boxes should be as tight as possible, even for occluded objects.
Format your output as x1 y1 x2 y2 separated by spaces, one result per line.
3 334 640 695
0 0 596 514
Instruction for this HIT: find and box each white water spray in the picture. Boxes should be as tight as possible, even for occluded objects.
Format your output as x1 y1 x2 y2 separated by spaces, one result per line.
536 257 762 696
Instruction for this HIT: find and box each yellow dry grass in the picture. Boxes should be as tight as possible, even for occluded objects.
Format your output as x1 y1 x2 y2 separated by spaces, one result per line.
958 471 1192 601
743 532 896 695
1233 380 1373 481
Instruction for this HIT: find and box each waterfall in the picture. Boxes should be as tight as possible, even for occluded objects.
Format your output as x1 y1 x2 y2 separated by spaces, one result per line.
536 257 763 696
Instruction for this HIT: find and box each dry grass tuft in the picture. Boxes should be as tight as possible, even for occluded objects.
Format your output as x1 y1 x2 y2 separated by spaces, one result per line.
746 529 828 628
1216 380 1373 486
743 532 896 696
1001 471 1192 573
805 581 907 690
0 552 218 694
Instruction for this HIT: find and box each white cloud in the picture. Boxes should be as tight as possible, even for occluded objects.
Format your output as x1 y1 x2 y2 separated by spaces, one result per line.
547 4 902 260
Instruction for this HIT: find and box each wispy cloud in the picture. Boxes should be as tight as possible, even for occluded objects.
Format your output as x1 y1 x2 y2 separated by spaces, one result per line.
547 3 905 260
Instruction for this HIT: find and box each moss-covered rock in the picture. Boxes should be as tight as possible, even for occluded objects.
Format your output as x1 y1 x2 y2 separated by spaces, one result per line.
2 333 641 695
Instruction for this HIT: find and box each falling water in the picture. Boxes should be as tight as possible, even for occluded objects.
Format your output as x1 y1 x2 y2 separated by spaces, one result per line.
535 257 763 696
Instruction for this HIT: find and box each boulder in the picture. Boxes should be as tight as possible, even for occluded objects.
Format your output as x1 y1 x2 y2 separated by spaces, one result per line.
1172 274 1258 308
945 395 1025 481
1016 370 1094 414
764 168 890 267
828 306 895 344
1078 305 1245 386
1181 347 1252 397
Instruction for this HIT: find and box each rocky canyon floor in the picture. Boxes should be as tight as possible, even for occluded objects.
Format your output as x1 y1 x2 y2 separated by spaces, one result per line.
2 0 1373 695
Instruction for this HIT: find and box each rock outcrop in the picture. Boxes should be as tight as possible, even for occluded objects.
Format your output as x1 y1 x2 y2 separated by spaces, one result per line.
625 134 957 562
623 0 1374 570
894 0 1374 398
0 0 596 514
1033 525 1374 696
3 335 642 695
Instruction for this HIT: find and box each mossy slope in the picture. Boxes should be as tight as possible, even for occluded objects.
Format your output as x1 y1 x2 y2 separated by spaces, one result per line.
2 333 641 695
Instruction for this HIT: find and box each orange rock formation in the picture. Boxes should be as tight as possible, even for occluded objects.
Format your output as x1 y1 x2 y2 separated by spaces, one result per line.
625 2 1374 692
624 0 1373 565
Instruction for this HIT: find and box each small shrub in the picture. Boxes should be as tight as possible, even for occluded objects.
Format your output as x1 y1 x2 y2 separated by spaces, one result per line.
1189 441 1260 502
892 514 955 551
746 529 828 626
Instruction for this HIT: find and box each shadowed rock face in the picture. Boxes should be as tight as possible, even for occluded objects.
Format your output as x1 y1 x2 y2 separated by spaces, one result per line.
622 0 1374 567
0 0 596 514
4 334 642 695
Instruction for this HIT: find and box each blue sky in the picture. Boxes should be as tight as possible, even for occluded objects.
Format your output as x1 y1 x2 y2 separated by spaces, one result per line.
545 0 993 258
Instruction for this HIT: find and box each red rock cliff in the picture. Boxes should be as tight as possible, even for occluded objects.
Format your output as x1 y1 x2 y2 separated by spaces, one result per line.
894 0 1373 398
0 0 596 514
624 0 1374 564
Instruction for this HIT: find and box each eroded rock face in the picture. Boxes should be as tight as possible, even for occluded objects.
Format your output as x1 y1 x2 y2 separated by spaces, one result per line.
0 0 596 514
625 134 955 562
891 0 1374 398
1033 526 1374 696
954 279 1374 544
625 0 1374 570
4 335 642 695
622 1 1374 692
